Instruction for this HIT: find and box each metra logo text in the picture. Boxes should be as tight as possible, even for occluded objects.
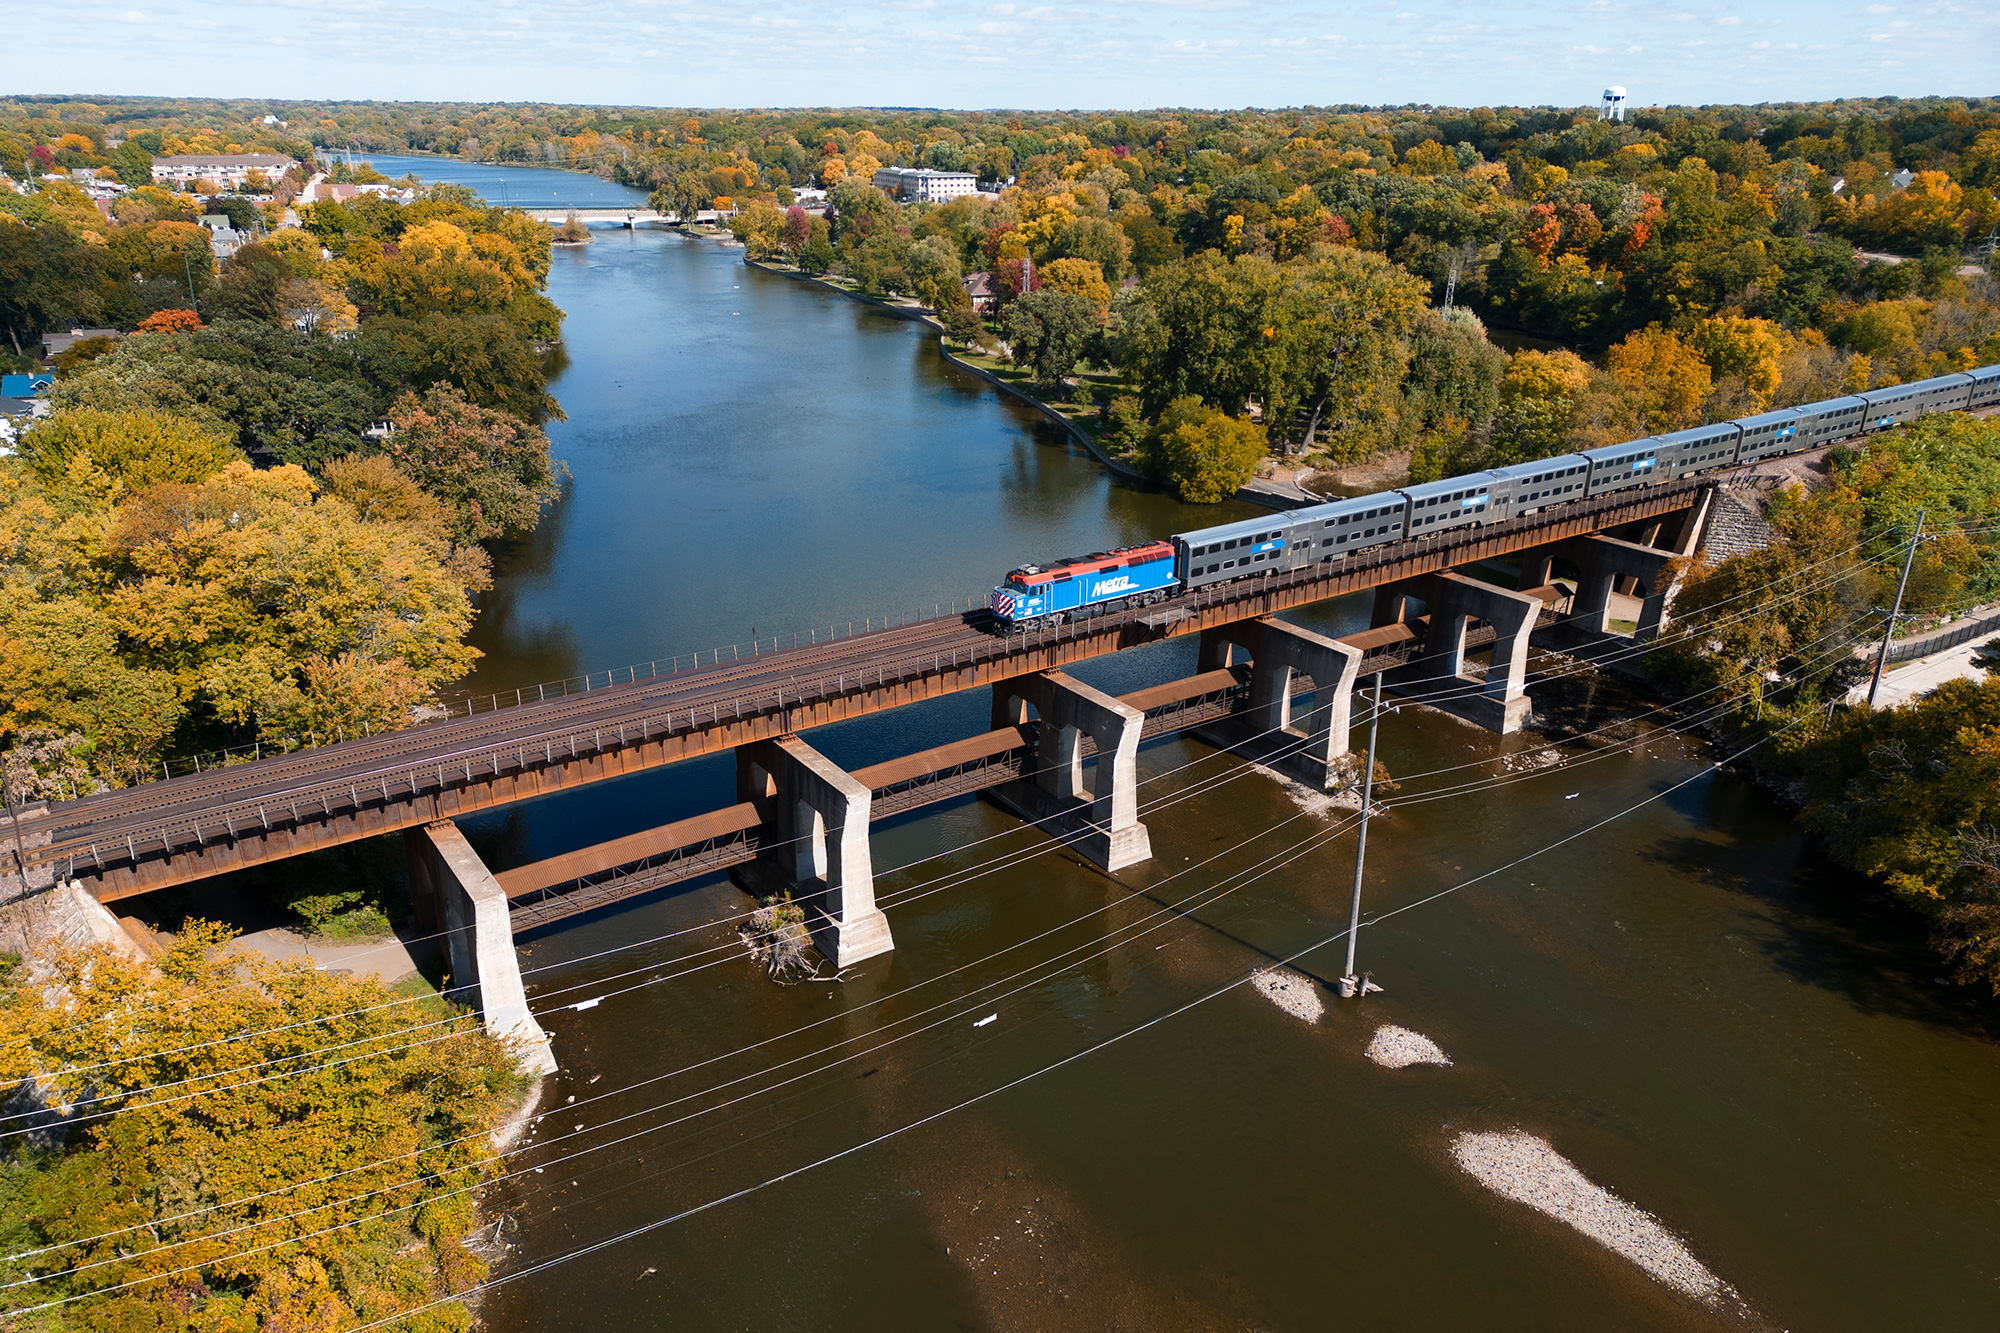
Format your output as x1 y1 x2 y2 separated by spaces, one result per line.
1091 575 1135 597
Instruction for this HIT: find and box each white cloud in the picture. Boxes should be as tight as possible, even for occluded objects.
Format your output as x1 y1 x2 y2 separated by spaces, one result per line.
119 8 151 20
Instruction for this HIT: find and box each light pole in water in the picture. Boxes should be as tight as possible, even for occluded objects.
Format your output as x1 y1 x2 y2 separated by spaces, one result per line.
1339 672 1385 998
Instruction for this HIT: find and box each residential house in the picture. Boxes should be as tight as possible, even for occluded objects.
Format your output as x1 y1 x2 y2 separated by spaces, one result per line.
963 271 999 315
40 329 120 357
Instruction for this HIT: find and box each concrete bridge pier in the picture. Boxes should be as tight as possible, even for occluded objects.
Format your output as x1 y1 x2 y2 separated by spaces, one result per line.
407 821 557 1076
990 671 1152 873
1393 572 1541 734
1193 620 1364 789
735 736 893 967
1558 535 1681 640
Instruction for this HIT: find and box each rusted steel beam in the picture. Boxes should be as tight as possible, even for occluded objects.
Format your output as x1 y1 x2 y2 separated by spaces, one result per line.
34 487 1702 902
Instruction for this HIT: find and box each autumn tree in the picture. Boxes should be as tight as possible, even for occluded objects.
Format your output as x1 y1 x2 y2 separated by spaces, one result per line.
380 383 565 545
1685 315 1788 408
1140 396 1268 502
18 407 242 488
1605 324 1712 430
1038 256 1112 308
0 924 522 1329
727 199 786 259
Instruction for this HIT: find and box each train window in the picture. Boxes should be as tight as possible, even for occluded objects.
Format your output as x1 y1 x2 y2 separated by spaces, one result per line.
1223 560 1236 569
1325 519 1336 528
1322 539 1335 548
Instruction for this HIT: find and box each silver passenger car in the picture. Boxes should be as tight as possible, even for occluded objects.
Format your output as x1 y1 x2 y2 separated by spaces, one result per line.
1581 440 1664 495
1482 455 1593 514
1398 476 1492 538
1173 514 1299 590
1278 491 1410 566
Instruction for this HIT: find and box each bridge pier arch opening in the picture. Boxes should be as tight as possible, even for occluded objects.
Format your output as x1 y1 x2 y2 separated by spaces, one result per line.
1383 572 1543 734
1191 620 1366 791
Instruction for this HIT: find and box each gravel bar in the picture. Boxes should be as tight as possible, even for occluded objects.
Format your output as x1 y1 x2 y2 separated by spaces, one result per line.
1451 1131 1730 1305
1366 1025 1452 1068
1250 968 1324 1023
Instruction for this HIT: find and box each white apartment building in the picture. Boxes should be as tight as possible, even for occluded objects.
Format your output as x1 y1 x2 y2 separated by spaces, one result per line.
149 153 298 190
870 167 979 204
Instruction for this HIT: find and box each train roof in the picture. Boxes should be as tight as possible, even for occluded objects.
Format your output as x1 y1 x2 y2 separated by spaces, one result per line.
1278 489 1406 526
1581 438 1660 461
1172 512 1295 547
1860 372 1974 403
1398 474 1493 499
1485 454 1593 480
1648 422 1742 447
1732 406 1804 429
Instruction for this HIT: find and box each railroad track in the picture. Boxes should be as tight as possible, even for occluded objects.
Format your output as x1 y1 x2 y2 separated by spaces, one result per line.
30 475 1708 871
48 612 995 838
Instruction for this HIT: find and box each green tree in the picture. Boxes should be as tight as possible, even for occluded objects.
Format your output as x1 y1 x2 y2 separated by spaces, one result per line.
906 235 968 312
1001 289 1098 392
0 217 102 355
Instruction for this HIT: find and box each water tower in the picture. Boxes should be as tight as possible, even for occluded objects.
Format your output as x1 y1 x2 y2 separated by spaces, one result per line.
1599 86 1627 122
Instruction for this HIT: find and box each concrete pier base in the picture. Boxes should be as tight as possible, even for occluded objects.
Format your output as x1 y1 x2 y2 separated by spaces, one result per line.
989 670 1152 872
734 736 893 967
408 821 556 1076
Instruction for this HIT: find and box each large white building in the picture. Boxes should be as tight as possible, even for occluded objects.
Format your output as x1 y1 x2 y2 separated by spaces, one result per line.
871 167 979 204
149 153 298 190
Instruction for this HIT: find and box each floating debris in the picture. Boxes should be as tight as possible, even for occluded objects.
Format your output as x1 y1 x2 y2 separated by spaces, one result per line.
1451 1131 1731 1305
1366 1025 1451 1068
1250 969 1324 1023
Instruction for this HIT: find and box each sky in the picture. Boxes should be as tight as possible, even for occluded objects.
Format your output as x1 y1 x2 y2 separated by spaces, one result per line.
24 0 2000 110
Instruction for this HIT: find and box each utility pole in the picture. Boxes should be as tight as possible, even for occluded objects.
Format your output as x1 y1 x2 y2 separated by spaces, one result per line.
1339 672 1384 998
1868 509 1925 708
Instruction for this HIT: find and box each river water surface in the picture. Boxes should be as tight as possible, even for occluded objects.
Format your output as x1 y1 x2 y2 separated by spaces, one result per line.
378 159 2000 1331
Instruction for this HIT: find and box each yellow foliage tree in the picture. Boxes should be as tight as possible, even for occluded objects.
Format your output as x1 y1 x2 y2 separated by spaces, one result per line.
1606 324 1713 430
1500 348 1591 403
0 923 519 1331
19 408 243 489
1685 314 1789 408
1038 256 1112 307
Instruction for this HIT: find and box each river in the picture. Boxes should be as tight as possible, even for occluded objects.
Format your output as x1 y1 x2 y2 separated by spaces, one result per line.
377 159 2000 1331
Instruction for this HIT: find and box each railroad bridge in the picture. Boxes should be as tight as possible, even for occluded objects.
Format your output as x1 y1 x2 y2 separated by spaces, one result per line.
2 480 1714 1074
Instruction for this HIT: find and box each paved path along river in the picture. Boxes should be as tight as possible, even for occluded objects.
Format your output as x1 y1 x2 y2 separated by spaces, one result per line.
372 157 2000 1331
